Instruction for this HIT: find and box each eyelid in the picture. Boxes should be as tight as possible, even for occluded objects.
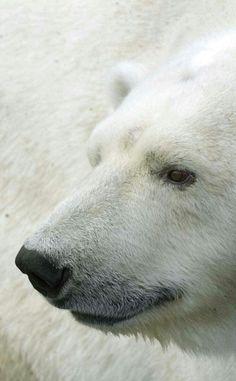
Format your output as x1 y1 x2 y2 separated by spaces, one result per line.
166 171 195 185
149 164 176 177
150 165 196 186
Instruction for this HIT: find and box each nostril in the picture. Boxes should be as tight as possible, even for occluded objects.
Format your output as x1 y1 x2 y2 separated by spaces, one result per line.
28 268 70 298
28 273 50 297
29 272 56 289
15 245 70 298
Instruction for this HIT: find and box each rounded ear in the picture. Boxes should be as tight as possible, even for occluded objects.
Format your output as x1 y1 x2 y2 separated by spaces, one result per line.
108 62 148 109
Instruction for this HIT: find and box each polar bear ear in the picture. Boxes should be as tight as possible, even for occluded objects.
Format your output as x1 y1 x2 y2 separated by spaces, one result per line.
108 62 148 109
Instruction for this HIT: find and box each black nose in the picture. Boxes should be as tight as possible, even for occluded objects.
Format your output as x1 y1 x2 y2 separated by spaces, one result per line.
15 246 69 298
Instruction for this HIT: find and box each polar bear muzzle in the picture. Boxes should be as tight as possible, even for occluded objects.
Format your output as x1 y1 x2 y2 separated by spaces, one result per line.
15 245 182 327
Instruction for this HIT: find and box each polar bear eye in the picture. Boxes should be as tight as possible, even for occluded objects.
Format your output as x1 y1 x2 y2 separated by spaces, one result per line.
166 169 195 185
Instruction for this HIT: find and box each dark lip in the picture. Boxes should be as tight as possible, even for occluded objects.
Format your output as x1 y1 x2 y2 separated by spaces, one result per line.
71 311 131 325
67 287 183 326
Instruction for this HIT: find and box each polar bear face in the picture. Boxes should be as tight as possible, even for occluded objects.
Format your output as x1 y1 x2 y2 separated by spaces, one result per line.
16 34 236 354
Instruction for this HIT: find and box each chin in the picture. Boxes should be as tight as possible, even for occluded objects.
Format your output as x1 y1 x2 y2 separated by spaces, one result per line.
66 285 183 335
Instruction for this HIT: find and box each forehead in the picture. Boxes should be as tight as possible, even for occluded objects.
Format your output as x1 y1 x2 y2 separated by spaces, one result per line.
90 61 236 166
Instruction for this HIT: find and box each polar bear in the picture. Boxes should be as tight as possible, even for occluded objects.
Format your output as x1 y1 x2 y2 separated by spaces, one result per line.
16 30 236 362
3 1 236 380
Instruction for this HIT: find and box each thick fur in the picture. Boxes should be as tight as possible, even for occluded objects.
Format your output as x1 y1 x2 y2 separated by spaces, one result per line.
2 1 236 380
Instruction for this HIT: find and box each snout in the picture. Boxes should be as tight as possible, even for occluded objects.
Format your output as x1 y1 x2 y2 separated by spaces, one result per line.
15 246 69 298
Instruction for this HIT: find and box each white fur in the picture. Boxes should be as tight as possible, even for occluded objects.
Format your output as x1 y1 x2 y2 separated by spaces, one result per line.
2 1 236 380
108 62 148 108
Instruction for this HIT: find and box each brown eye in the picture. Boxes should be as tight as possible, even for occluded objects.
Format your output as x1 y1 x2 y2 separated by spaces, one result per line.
166 170 195 185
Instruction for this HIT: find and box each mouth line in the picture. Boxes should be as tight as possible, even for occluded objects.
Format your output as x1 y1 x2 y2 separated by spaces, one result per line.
60 286 183 326
71 310 132 325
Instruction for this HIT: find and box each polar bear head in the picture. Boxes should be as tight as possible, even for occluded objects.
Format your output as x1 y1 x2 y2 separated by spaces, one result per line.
16 33 236 355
